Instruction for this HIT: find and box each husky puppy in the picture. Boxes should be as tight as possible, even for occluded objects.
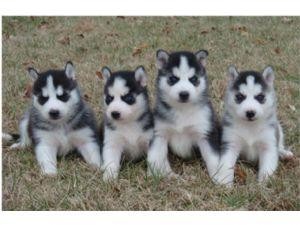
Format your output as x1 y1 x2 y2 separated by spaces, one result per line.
147 50 221 179
6 62 101 175
215 66 294 186
100 66 153 181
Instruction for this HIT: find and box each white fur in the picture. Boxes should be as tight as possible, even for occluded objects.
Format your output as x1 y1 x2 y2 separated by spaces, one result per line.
102 121 153 181
10 114 31 149
34 126 101 175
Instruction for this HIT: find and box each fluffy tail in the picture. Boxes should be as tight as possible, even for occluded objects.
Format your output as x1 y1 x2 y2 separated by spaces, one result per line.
2 132 20 142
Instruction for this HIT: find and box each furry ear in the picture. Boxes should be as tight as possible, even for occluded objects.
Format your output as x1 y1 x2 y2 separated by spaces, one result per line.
65 61 75 79
156 49 169 70
27 67 39 81
101 66 112 83
135 66 147 87
262 66 275 85
195 50 208 68
228 65 239 82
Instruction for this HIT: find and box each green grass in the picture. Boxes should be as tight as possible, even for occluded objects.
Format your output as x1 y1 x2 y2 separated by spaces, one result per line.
2 16 300 210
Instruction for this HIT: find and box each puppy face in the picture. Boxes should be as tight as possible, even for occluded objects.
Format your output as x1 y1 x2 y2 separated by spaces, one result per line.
156 50 208 107
226 66 276 122
29 62 80 122
101 66 148 123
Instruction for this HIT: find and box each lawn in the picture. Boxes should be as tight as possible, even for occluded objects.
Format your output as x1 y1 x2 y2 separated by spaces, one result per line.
2 16 300 210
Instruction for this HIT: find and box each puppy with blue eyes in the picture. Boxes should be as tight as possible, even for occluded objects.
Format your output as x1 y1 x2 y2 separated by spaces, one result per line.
5 62 101 175
100 66 153 181
215 66 294 186
147 50 221 180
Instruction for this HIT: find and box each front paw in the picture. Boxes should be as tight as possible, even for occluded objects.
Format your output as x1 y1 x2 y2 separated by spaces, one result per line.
41 167 57 176
103 169 118 182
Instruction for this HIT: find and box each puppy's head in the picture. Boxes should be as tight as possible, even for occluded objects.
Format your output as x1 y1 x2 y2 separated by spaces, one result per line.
156 49 208 107
225 65 276 122
29 62 80 122
101 66 148 123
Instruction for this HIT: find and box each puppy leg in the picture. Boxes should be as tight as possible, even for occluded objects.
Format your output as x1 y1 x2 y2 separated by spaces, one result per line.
102 143 123 182
277 124 294 160
77 141 101 168
147 136 174 177
258 142 278 183
197 138 220 179
35 143 57 175
10 116 31 149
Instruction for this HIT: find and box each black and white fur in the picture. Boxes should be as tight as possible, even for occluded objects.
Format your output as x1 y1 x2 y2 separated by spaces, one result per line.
215 66 294 186
147 50 221 179
100 66 153 181
7 62 101 175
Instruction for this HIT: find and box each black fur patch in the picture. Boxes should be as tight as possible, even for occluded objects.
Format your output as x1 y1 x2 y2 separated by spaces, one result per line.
32 70 77 96
232 71 267 91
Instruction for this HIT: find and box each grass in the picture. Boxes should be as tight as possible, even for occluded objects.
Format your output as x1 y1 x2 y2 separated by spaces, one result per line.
2 16 300 210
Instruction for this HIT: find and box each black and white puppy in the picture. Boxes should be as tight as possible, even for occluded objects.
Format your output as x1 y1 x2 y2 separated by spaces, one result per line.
7 62 101 175
100 66 153 181
215 66 294 186
147 50 221 179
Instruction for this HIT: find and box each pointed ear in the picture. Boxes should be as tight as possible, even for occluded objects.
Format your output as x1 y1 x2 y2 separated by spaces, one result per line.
101 66 111 83
65 61 75 79
195 50 208 68
27 67 39 81
135 66 147 87
156 49 169 70
262 66 275 85
228 65 239 82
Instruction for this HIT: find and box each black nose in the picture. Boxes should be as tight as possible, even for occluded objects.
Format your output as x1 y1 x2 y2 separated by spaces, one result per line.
246 110 256 120
111 111 121 120
179 91 190 102
49 110 60 120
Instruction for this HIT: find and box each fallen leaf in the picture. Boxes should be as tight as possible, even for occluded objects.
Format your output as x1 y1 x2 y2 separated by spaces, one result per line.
22 60 35 67
200 30 209 35
288 104 296 111
77 33 85 39
23 83 32 98
162 26 171 34
132 43 149 57
253 38 266 45
274 47 281 54
83 94 90 102
57 36 70 45
96 71 103 79
234 165 247 185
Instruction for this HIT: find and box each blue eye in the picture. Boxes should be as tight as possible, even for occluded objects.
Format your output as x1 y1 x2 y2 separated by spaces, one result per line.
105 95 114 105
189 75 199 86
168 75 179 86
122 93 135 105
255 93 265 104
235 93 246 104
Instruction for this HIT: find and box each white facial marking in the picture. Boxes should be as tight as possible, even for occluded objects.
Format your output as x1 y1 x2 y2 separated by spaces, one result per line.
108 78 129 97
172 56 195 79
239 76 262 96
56 85 63 96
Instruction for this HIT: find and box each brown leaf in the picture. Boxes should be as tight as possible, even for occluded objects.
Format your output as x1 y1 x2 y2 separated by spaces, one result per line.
132 43 149 57
254 38 266 45
96 71 103 79
74 19 94 33
22 60 35 67
23 83 32 98
234 165 247 185
57 36 70 45
83 94 90 102
162 26 172 34
274 47 281 54
200 30 209 35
